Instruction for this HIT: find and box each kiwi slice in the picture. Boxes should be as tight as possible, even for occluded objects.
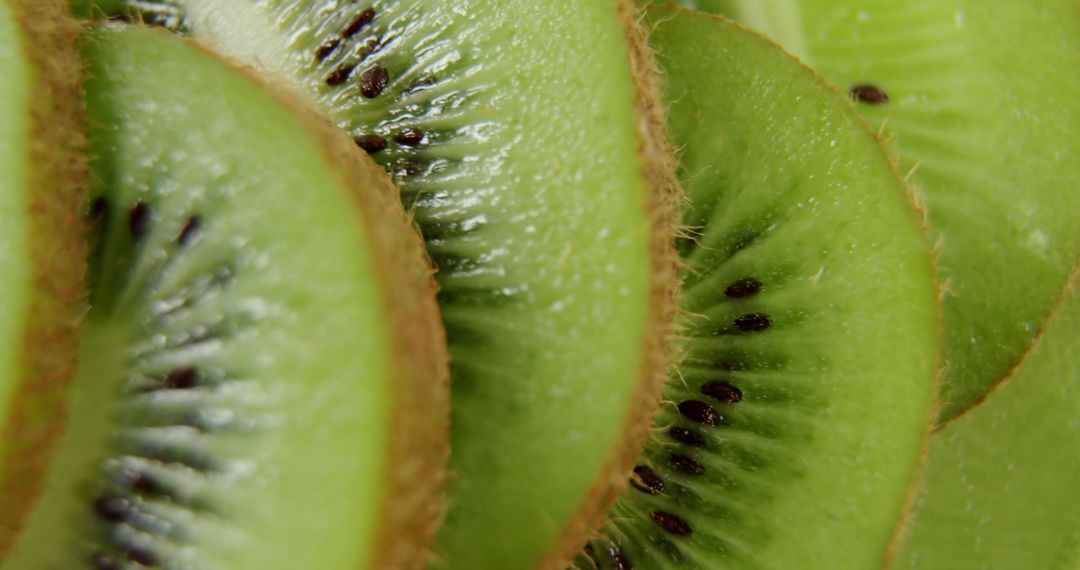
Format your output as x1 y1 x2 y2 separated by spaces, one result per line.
0 0 86 556
576 8 938 569
100 1 680 567
892 261 1080 569
5 26 448 570
695 0 1080 423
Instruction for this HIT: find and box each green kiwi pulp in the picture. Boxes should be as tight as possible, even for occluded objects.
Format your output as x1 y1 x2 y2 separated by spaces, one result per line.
698 0 1080 423
892 262 1080 570
0 0 86 556
5 26 448 570
576 8 938 569
99 1 681 567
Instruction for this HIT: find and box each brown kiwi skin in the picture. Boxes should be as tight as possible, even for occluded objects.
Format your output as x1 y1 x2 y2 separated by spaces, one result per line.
0 0 88 559
537 1 682 568
178 34 452 569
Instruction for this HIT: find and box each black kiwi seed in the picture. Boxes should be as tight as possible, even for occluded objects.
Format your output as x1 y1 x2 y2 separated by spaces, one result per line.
630 465 665 495
314 38 341 62
724 277 762 298
609 543 634 570
669 426 706 447
91 552 119 570
850 83 889 104
89 196 109 225
650 511 693 536
354 134 388 153
678 400 722 426
128 201 151 241
733 313 772 332
162 367 197 389
359 65 389 98
341 7 375 38
126 545 160 567
92 496 130 522
669 453 705 476
393 127 425 146
701 380 743 404
177 215 201 246
122 471 166 496
325 62 357 86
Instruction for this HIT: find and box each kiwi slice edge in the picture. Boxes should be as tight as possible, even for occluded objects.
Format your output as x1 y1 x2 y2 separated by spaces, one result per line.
536 1 683 567
891 257 1080 569
0 0 87 558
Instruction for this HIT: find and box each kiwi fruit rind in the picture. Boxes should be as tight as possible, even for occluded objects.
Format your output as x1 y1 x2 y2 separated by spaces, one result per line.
100 1 681 568
692 0 1080 423
5 25 448 570
576 7 939 569
0 0 86 557
892 262 1080 569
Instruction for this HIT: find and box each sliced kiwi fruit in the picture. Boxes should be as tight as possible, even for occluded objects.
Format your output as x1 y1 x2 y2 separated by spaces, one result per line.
5 26 448 570
575 8 939 569
91 1 681 567
892 261 1080 569
0 0 86 557
694 0 1080 423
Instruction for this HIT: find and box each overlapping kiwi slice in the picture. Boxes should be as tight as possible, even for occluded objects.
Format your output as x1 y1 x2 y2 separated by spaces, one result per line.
575 8 939 569
93 1 680 567
695 0 1080 422
0 0 86 555
893 261 1080 569
5 26 448 570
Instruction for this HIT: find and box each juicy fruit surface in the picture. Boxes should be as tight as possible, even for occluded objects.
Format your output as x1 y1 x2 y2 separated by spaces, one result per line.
894 264 1080 570
129 1 671 567
703 0 1080 422
5 27 438 570
579 9 937 569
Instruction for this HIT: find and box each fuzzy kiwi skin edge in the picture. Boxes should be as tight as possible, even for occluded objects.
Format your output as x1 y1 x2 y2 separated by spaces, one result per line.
0 0 87 559
291 77 452 570
537 1 682 568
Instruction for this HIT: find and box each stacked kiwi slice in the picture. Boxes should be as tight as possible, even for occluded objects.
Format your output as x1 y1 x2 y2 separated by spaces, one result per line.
3 8 452 569
1 0 1076 569
693 0 1080 423
576 8 938 569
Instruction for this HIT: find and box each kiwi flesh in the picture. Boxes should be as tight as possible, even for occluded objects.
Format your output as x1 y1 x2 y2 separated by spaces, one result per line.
5 26 448 570
576 8 939 569
98 1 681 568
892 262 1080 569
0 0 86 557
696 0 1080 423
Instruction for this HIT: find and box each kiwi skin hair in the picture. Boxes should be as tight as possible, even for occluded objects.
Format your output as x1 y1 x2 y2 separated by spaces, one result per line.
0 0 87 558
